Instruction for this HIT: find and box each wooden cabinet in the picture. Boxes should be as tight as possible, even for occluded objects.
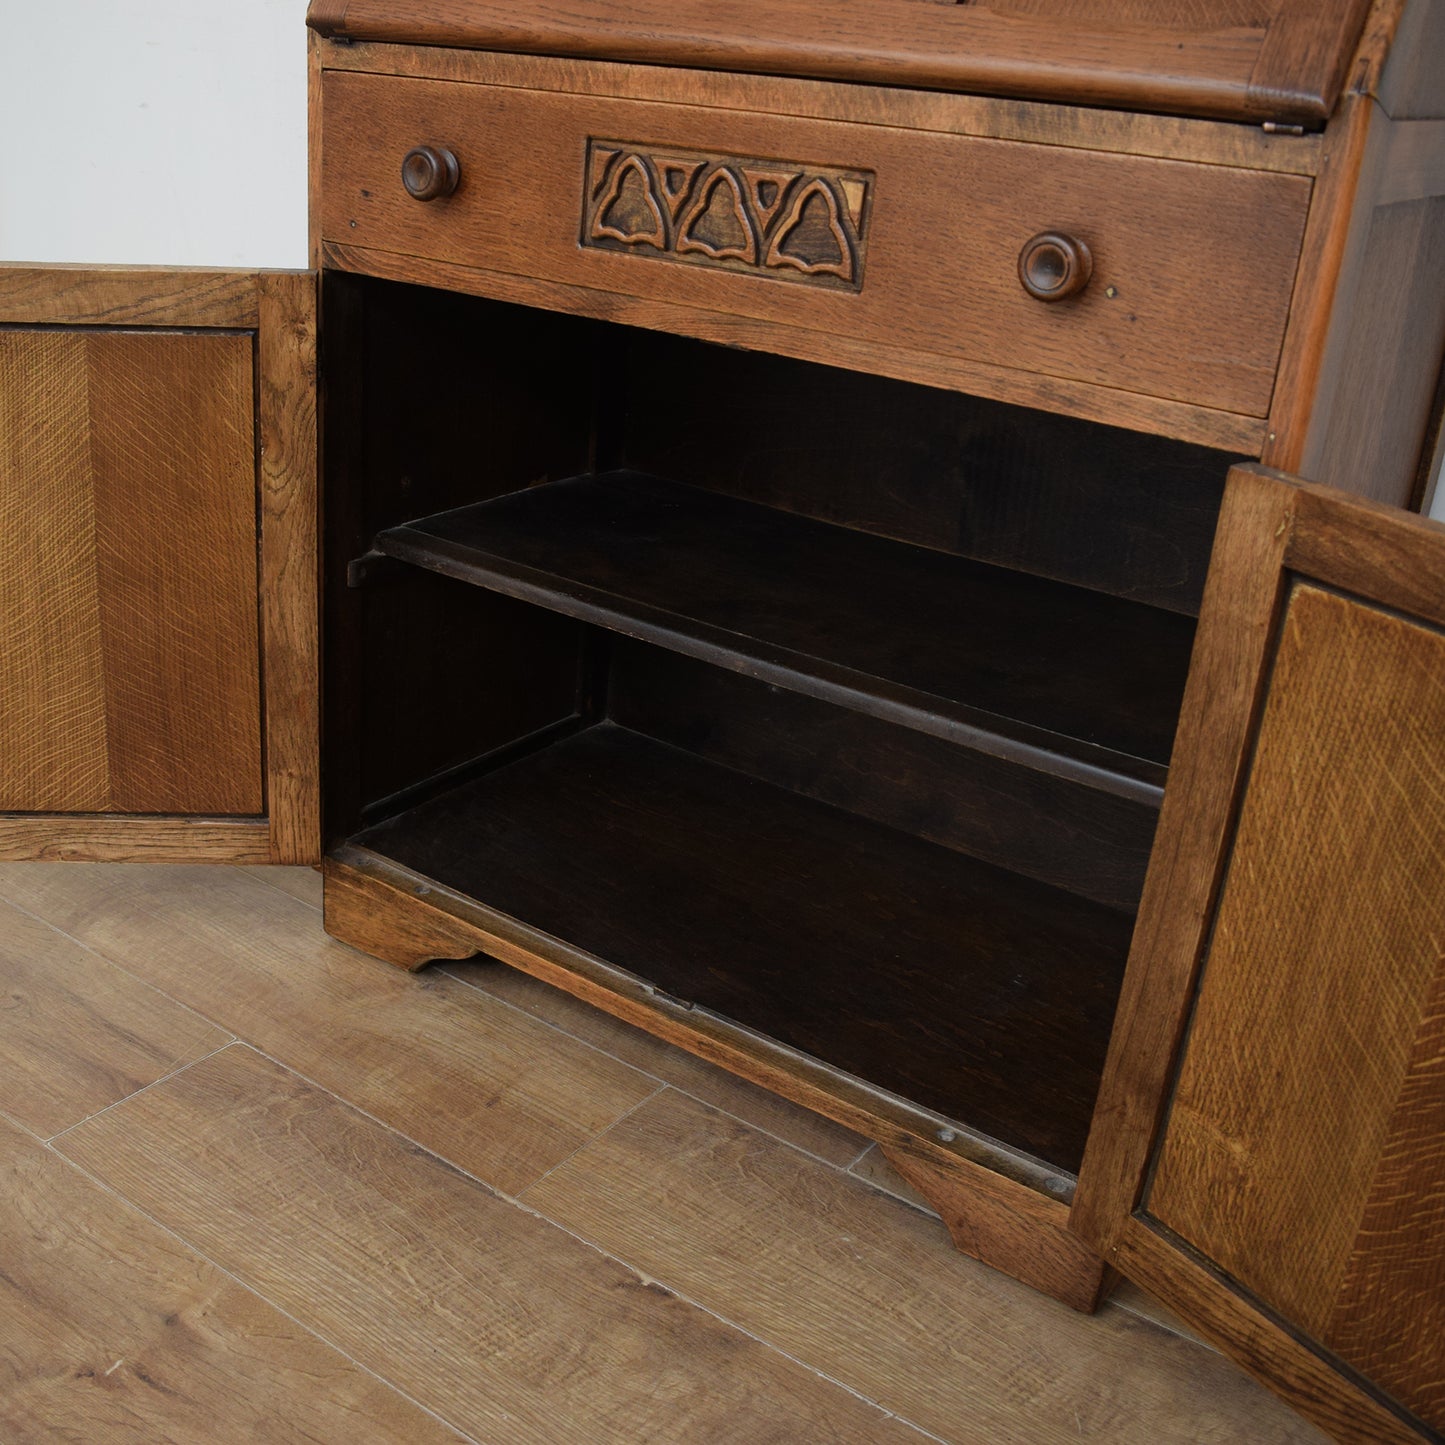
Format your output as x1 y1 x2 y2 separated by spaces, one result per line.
3 0 1444 1438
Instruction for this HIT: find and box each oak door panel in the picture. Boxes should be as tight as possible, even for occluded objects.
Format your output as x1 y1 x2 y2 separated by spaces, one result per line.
1073 465 1445 1444
0 331 109 811
1147 583 1445 1411
0 327 262 815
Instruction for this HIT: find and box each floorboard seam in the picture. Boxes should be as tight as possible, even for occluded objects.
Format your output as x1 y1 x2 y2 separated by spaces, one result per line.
230 863 323 910
503 1191 953 1445
0 885 239 1039
436 962 874 1173
513 1079 670 1199
845 1148 939 1217
41 1123 481 1445
45 1037 240 1145
0 1104 46 1144
224 1045 949 1442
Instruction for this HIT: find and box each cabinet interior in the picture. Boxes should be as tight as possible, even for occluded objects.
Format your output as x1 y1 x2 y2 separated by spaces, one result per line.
324 272 1242 1179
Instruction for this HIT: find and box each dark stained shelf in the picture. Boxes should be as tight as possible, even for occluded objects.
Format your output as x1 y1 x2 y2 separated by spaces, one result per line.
374 471 1195 798
353 723 1135 1173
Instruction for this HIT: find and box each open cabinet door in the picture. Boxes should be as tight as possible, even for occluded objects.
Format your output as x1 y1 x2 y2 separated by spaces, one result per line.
0 266 318 863
1072 463 1445 1444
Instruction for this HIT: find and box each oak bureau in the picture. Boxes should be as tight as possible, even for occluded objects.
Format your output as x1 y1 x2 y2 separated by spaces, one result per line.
2 2 1443 1439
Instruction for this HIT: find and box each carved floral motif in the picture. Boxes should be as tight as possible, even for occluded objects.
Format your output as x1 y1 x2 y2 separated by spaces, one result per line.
583 140 871 291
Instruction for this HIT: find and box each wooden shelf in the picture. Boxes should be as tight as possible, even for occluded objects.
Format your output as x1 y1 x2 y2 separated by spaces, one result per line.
374 471 1194 798
352 723 1135 1174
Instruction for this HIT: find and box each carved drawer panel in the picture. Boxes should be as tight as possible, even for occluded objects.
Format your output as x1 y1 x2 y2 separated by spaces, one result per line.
582 140 872 291
320 70 1311 419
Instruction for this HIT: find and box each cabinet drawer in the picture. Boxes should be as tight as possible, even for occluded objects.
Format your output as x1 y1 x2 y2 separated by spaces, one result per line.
320 70 1311 419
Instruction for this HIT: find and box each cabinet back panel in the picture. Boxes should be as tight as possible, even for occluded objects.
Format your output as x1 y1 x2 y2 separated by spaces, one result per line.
358 578 585 809
619 331 1237 615
357 279 603 535
607 640 1154 912
326 278 602 832
328 280 1206 847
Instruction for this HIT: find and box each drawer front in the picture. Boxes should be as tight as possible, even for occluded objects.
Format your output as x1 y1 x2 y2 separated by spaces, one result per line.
321 71 1311 418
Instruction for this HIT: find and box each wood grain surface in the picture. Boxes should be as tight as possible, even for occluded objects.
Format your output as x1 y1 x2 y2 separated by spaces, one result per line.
1246 0 1374 120
351 724 1134 1174
446 958 872 1167
1108 1223 1426 1445
1074 467 1445 1443
319 40 1324 175
308 0 1372 124
0 328 263 816
1071 467 1295 1247
1326 959 1445 1427
0 331 109 812
524 1088 1325 1444
850 1150 1210 1345
0 817 273 864
321 856 484 970
238 863 324 908
0 896 230 1138
879 1145 1107 1312
1286 480 1445 626
1262 94 1380 477
1146 583 1445 1426
256 273 320 863
0 1115 463 1445
0 265 260 328
0 859 1341 1442
376 470 1193 790
326 845 1084 1202
87 331 262 814
0 863 657 1196
55 1045 931 1445
320 72 1310 420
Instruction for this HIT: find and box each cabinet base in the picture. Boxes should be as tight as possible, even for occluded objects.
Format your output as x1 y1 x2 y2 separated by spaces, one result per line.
323 855 482 970
880 1146 1107 1312
321 846 1107 1311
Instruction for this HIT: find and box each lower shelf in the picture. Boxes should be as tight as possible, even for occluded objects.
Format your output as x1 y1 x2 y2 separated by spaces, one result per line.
352 722 1134 1175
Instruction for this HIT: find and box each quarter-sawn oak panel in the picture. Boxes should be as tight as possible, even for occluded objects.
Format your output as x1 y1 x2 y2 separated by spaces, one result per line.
1146 582 1445 1429
0 328 263 816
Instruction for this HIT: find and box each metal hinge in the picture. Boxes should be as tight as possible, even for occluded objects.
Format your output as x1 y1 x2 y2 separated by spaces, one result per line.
1262 121 1307 136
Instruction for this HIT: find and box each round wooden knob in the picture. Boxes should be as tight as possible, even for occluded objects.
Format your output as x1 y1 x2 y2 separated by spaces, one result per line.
1018 232 1093 302
401 145 460 202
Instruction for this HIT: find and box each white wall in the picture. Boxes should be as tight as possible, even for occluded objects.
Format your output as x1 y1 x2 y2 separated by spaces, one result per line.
0 0 310 269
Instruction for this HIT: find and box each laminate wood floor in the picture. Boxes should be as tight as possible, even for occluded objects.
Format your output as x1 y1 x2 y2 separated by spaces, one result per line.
0 863 1329 1445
